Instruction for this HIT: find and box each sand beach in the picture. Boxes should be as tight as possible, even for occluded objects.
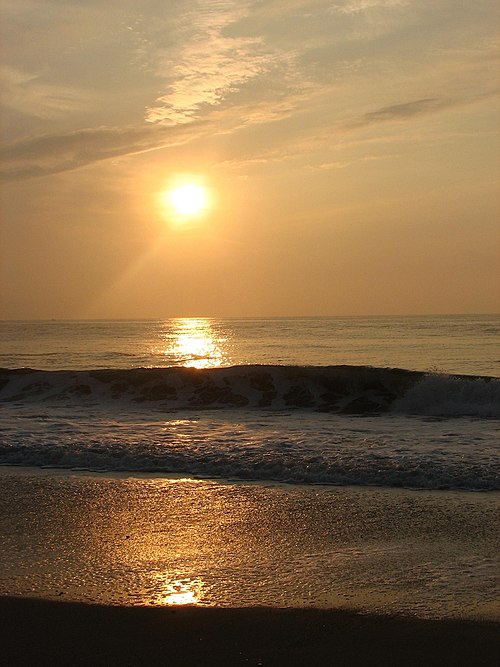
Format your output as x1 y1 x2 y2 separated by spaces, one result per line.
1 466 498 665
2 596 499 666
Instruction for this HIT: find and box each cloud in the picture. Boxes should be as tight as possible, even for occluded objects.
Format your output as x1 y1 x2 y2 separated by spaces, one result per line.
348 92 499 129
212 89 498 175
0 122 208 180
142 0 496 133
331 0 408 14
145 1 277 125
350 98 445 126
0 65 89 119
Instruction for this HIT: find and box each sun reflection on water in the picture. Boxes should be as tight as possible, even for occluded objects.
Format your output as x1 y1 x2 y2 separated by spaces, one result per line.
162 318 228 368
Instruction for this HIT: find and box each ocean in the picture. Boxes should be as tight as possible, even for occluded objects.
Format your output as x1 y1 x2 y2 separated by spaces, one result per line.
1 315 499 489
0 315 499 617
1 315 499 374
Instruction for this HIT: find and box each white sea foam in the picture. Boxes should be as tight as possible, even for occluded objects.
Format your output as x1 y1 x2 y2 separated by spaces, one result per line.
392 373 500 418
0 405 498 490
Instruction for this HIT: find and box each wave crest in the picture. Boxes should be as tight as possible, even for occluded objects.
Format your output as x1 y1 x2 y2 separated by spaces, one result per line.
1 365 498 418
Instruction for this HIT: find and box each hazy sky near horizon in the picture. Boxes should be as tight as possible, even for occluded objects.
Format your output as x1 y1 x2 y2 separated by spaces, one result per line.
1 0 499 319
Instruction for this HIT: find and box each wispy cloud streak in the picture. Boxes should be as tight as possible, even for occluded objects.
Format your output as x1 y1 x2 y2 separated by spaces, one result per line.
349 98 446 127
0 65 89 119
331 0 408 14
0 123 207 180
348 92 499 129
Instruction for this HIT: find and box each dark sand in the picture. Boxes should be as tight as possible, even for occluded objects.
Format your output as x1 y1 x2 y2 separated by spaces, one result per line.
1 596 498 666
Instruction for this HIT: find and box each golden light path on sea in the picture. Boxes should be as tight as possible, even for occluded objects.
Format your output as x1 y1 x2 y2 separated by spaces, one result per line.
162 318 227 369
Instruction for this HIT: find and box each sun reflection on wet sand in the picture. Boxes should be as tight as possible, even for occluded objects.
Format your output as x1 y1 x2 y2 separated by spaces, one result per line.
161 318 229 368
2 470 499 618
153 575 203 606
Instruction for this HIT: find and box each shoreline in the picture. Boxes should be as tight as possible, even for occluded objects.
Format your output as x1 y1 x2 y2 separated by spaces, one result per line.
2 596 498 666
1 463 499 495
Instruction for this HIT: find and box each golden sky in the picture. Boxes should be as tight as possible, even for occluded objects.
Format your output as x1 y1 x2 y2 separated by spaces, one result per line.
1 0 499 318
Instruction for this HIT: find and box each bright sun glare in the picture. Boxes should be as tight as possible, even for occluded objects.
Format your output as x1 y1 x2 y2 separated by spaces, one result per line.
167 183 209 217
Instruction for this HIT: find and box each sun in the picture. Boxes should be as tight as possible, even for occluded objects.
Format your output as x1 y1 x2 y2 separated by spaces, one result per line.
170 184 206 216
158 176 214 225
166 183 210 218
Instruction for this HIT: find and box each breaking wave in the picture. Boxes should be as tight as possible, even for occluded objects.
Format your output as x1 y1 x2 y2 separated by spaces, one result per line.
1 365 499 418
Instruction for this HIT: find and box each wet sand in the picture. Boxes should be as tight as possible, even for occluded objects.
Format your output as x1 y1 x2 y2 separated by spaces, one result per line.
1 467 499 616
1 467 499 664
1 596 498 666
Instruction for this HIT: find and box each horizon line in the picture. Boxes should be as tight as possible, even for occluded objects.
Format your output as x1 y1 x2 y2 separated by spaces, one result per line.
1 312 499 323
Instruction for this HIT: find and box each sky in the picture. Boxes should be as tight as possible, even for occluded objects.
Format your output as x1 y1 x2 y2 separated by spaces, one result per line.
1 0 499 319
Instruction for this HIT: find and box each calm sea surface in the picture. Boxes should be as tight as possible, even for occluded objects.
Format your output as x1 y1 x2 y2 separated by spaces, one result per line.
1 315 498 375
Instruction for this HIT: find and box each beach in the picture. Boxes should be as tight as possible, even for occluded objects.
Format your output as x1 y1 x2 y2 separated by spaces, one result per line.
2 597 499 666
1 317 499 664
1 466 498 664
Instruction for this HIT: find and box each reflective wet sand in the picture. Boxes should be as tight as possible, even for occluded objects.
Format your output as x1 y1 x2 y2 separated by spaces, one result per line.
0 467 498 620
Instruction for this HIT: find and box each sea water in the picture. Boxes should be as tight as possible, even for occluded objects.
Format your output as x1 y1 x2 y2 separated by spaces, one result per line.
0 316 499 615
0 316 500 490
0 315 499 490
1 315 499 374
